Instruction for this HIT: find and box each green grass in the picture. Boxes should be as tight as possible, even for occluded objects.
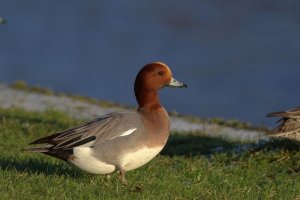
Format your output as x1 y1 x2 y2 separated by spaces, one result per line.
0 108 299 200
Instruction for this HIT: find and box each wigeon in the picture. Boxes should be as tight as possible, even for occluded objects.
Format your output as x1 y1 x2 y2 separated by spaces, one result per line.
0 17 5 24
24 62 187 184
266 106 300 141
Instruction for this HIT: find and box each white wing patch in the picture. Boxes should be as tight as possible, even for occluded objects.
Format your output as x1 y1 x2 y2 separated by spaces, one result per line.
110 128 137 140
120 128 137 137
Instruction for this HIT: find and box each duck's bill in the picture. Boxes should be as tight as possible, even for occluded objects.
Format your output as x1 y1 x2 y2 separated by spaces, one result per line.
168 77 187 88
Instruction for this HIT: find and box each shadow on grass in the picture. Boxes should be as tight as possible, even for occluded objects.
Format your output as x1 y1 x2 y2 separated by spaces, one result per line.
0 156 83 178
252 138 300 152
161 134 241 157
161 134 300 157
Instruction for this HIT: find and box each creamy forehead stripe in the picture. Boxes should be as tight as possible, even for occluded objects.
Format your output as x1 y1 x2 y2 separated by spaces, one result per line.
153 62 171 73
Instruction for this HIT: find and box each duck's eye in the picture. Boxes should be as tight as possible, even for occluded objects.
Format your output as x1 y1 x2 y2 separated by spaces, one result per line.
158 71 164 76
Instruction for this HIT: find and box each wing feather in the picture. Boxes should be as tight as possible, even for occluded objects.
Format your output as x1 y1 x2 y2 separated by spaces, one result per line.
25 112 141 151
267 107 300 141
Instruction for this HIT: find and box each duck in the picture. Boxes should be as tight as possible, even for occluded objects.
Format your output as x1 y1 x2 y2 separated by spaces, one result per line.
24 62 187 184
0 17 5 24
266 106 300 141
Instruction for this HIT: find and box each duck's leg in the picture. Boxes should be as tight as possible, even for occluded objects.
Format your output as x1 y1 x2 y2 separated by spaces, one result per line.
119 168 128 185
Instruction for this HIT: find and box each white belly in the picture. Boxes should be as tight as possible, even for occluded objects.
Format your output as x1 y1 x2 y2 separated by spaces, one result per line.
70 146 163 174
121 146 163 171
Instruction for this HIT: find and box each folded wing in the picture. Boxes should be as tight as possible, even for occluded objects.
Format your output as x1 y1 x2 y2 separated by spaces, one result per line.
24 112 141 160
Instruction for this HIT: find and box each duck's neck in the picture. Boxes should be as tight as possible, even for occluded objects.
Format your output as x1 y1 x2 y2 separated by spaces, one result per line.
135 89 162 111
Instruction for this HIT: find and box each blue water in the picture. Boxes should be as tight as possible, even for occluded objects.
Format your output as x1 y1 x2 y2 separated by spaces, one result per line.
1 1 300 126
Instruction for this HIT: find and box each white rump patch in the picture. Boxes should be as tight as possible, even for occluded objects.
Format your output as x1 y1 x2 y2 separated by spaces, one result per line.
71 147 116 174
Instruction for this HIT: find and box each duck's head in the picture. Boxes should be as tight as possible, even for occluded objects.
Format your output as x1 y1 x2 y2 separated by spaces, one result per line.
134 62 187 92
134 62 187 109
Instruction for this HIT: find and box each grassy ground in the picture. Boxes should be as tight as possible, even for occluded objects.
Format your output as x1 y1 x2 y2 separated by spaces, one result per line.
0 108 299 200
